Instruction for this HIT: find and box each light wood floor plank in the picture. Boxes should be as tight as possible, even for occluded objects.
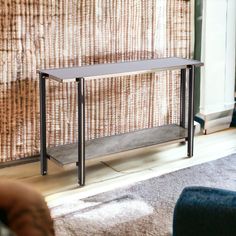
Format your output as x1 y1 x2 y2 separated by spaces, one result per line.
0 128 235 200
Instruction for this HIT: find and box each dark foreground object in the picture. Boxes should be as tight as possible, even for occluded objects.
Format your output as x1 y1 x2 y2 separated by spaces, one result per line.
0 180 55 236
173 186 236 236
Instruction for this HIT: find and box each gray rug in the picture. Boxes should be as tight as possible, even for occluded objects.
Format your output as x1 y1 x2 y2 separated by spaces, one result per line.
51 154 236 236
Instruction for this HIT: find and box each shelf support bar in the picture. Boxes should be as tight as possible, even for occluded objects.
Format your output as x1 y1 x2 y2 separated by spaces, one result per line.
39 72 48 175
77 77 85 186
187 65 195 157
180 68 186 128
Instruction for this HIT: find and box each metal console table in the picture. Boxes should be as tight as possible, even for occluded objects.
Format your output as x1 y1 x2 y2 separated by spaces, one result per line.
38 57 203 186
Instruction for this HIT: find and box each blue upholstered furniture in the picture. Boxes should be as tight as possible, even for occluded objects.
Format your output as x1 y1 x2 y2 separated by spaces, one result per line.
173 186 236 236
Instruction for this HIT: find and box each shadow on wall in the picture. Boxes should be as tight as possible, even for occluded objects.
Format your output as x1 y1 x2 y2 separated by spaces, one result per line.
0 79 39 161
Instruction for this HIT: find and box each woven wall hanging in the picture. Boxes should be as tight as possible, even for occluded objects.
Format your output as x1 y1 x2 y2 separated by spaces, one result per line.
0 0 193 162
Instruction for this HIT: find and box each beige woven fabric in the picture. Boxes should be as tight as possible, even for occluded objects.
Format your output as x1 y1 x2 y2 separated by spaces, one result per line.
0 0 192 162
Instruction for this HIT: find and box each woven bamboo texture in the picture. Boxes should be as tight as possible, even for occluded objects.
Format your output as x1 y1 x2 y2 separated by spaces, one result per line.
0 0 193 162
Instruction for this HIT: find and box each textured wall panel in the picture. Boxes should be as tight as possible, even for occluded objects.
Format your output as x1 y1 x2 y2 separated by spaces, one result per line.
0 0 192 162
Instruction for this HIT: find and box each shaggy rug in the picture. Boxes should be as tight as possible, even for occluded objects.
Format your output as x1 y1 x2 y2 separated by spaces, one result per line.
51 154 236 236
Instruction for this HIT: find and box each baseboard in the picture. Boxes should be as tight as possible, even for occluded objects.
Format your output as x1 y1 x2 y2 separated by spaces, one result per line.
0 156 39 169
195 109 233 134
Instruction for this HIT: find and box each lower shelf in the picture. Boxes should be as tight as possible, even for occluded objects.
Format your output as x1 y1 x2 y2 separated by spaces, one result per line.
47 124 187 166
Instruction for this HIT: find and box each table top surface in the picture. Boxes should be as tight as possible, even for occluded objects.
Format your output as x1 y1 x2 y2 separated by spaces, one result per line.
38 57 203 82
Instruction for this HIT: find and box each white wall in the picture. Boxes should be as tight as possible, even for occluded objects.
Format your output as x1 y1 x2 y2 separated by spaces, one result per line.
200 0 236 116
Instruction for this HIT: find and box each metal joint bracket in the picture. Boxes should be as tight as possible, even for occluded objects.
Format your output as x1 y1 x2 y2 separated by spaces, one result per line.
40 72 49 78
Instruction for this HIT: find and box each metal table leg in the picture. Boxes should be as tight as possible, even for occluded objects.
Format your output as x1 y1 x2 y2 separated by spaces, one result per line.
77 78 85 186
180 69 186 128
39 73 48 175
187 65 195 157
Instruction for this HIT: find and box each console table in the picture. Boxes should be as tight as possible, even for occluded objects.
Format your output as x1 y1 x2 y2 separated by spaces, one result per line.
38 57 203 186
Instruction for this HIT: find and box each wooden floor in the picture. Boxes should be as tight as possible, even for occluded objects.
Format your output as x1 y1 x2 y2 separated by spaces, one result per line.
0 128 236 204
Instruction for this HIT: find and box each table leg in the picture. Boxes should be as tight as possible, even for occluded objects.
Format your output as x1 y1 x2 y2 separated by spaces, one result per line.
187 65 195 157
180 69 186 128
77 78 85 186
39 73 48 175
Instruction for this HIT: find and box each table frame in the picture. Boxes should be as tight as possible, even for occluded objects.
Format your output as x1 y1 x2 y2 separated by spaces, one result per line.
39 58 201 186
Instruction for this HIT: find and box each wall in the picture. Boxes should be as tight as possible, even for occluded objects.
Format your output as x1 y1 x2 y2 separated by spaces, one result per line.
194 0 203 114
197 0 236 133
0 0 193 162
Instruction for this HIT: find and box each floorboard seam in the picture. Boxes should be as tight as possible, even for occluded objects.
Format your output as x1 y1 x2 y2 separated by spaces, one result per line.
100 161 122 173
